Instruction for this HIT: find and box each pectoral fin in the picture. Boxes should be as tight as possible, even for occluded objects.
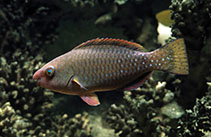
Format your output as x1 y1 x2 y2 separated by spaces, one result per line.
80 93 100 106
70 76 88 90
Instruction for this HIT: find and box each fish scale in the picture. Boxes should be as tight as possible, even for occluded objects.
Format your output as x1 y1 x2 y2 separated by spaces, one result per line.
73 46 138 87
33 38 189 106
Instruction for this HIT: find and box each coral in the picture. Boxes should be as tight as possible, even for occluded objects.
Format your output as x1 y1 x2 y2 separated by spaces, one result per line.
208 82 211 92
106 76 185 137
0 0 59 57
72 0 159 49
170 0 211 50
106 75 211 137
0 49 53 136
170 0 211 107
0 49 93 136
0 50 53 118
0 102 31 137
1 0 210 137
114 0 128 5
48 112 92 137
176 91 211 137
66 0 97 7
0 0 60 135
0 1 93 136
106 104 143 137
0 102 92 137
161 101 184 119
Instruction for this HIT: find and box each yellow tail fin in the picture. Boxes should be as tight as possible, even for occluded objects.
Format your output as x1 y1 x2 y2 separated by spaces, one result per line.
154 38 189 75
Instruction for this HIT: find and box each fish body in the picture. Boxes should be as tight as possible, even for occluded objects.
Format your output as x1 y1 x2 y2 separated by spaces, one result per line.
33 38 189 106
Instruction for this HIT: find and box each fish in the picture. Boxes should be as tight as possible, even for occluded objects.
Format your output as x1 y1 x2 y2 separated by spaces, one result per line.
33 38 189 106
156 9 174 27
156 9 174 45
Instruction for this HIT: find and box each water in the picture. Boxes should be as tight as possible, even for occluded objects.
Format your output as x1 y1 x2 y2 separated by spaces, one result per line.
0 0 210 137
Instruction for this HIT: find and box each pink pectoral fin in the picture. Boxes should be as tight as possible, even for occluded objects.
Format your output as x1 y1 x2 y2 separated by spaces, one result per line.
80 93 100 106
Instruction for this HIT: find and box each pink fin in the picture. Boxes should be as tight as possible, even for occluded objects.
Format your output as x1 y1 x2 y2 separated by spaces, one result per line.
124 72 153 90
80 93 100 106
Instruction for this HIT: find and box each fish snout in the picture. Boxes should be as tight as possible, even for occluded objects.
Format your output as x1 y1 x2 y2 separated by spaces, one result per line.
33 70 43 86
33 71 39 81
33 69 43 81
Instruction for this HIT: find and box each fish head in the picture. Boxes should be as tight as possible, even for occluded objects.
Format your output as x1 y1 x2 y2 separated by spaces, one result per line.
33 60 71 92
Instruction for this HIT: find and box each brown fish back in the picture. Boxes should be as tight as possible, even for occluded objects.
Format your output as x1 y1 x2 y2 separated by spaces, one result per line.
74 38 147 51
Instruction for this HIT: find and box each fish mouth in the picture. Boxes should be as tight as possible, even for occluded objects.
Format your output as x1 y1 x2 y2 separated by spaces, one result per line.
33 69 44 80
36 78 41 86
33 75 41 86
33 70 42 86
33 72 39 81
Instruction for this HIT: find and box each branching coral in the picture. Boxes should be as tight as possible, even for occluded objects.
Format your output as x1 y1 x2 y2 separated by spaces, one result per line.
0 102 31 137
176 91 211 137
170 0 211 108
0 49 53 117
106 104 143 137
106 76 211 137
106 76 185 137
0 0 59 57
0 0 210 137
0 101 92 137
170 0 211 50
0 40 93 137
0 1 94 136
0 49 55 136
48 112 92 137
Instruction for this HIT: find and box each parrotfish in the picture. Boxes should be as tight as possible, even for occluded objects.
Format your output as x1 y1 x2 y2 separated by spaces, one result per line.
33 38 189 106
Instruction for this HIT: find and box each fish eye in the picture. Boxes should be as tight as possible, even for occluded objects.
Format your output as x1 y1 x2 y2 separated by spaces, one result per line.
45 66 55 77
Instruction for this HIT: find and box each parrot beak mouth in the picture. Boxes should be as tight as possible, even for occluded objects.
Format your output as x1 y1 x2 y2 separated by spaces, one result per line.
33 70 40 80
33 69 43 86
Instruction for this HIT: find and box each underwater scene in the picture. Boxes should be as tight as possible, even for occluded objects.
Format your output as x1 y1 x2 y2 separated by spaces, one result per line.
0 0 211 137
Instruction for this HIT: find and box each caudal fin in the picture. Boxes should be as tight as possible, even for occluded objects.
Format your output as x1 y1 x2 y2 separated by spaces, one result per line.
153 38 189 75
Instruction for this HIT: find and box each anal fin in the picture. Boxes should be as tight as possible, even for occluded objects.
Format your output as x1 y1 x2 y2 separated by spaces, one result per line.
124 71 153 90
80 93 100 106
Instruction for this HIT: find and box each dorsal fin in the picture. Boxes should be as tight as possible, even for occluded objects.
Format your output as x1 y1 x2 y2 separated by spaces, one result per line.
73 38 146 51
